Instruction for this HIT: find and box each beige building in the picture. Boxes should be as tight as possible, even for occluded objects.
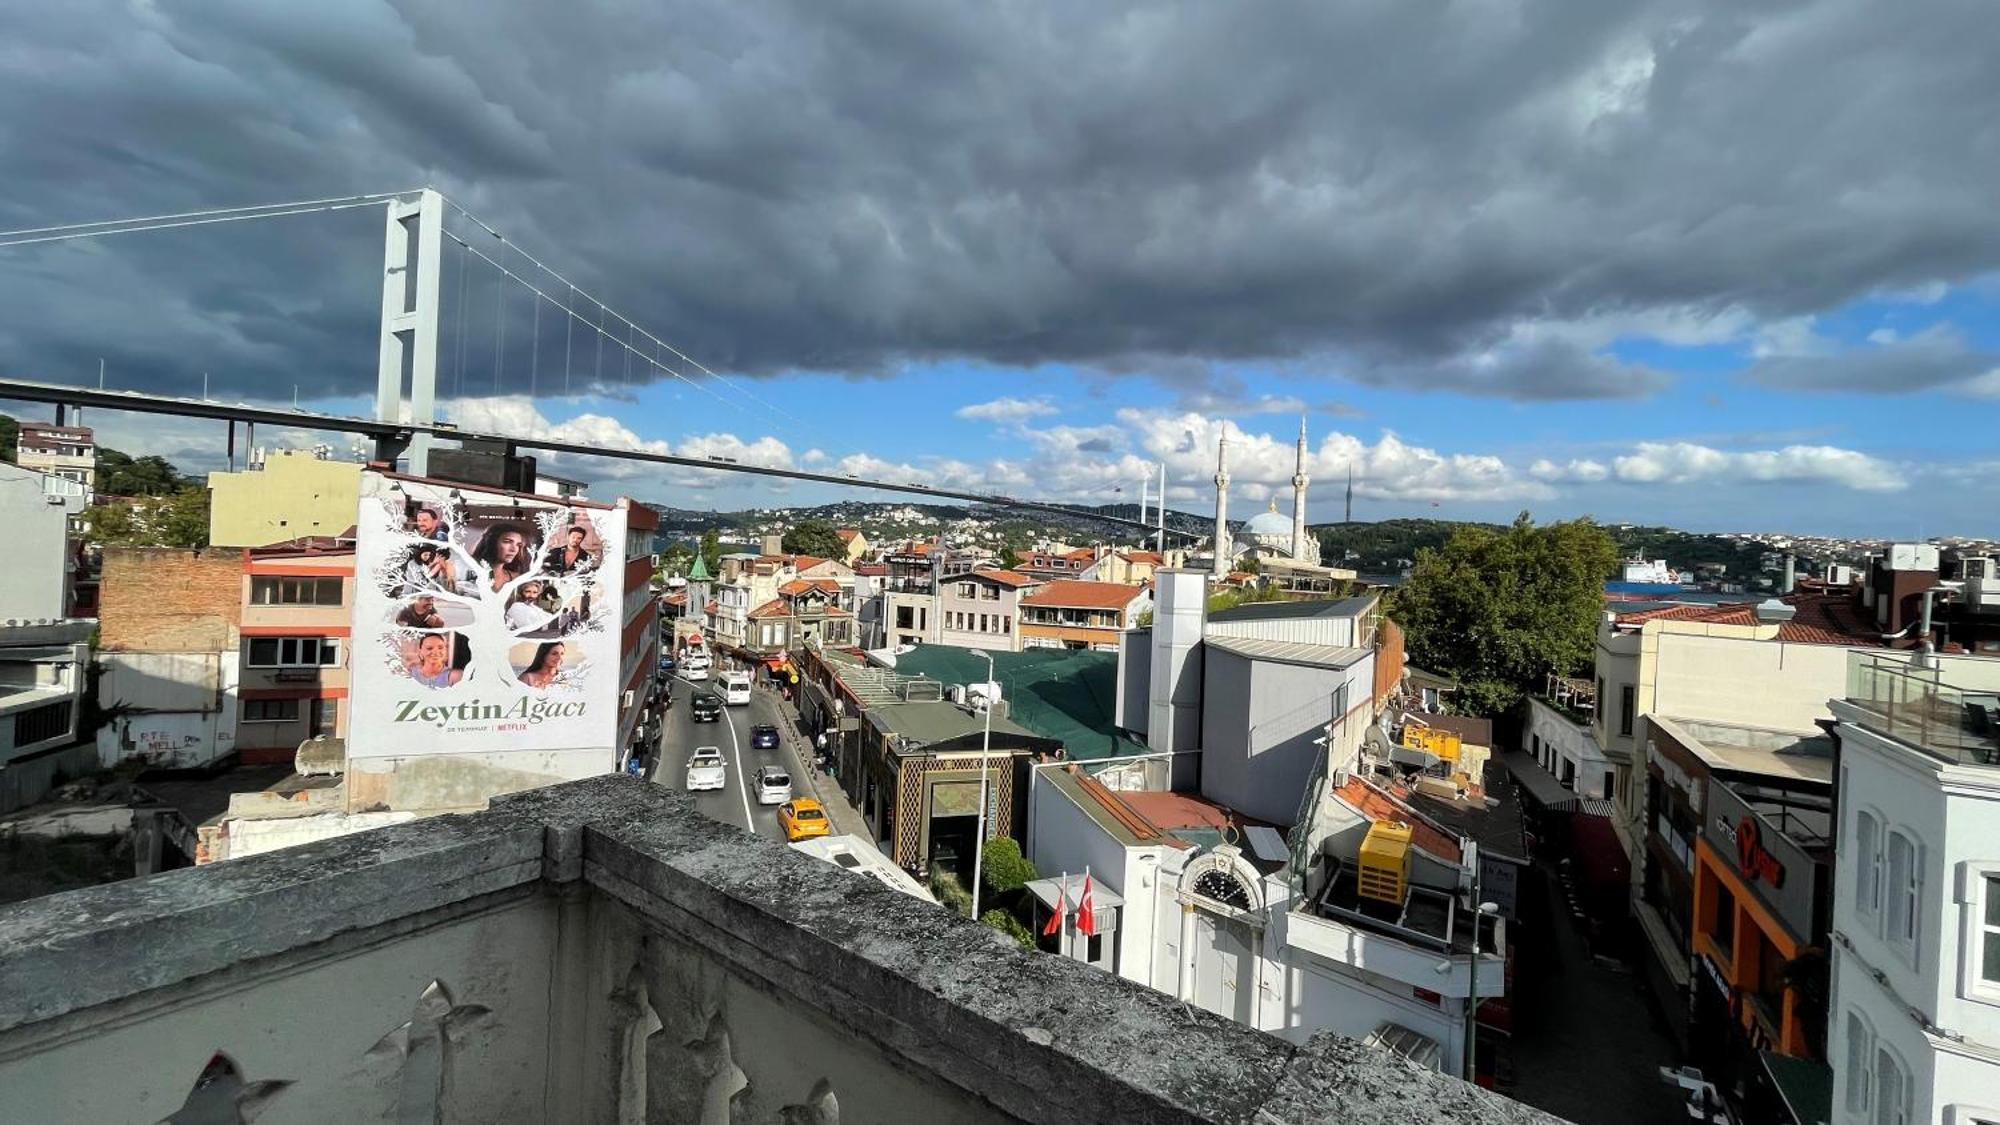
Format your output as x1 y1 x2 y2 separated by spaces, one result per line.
208 449 363 548
936 568 1040 652
1087 549 1164 586
834 527 870 564
15 422 95 495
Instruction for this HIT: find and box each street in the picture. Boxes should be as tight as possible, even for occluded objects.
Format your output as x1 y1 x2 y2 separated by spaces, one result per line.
653 672 814 843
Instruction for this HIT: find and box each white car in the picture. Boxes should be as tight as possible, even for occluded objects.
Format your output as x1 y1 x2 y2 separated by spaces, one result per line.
682 663 709 682
685 747 726 791
754 766 793 806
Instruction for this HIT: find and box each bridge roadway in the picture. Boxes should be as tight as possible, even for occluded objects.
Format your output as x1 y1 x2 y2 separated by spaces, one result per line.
0 377 1191 539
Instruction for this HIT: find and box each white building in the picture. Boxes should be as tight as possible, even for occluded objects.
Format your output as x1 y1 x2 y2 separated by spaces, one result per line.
1524 696 1616 801
0 460 89 621
1827 652 2000 1125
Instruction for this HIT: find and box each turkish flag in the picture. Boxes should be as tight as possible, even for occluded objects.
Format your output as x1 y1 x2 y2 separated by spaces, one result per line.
1042 874 1067 937
1076 873 1097 937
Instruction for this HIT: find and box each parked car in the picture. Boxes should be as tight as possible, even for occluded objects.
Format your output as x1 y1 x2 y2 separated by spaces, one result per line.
754 767 793 806
778 797 832 842
750 724 781 750
685 747 726 792
691 693 721 722
657 653 676 674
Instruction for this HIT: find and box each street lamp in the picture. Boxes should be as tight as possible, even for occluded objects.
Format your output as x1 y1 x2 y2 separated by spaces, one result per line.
1465 900 1500 1084
967 648 996 920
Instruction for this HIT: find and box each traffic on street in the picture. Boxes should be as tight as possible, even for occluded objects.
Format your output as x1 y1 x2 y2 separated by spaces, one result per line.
652 661 819 845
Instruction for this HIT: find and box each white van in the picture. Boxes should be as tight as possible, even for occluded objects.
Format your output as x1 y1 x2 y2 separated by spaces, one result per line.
721 670 752 706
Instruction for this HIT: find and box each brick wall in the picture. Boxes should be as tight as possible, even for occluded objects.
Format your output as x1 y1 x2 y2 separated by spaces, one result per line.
99 548 245 652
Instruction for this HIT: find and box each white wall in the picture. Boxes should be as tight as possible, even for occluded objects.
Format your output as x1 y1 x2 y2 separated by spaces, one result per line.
1653 632 1854 733
1026 771 1167 988
1828 714 2000 1125
1525 698 1613 800
0 463 81 622
95 650 240 769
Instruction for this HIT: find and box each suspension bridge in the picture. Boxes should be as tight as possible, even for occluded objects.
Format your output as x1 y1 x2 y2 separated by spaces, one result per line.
0 189 1189 542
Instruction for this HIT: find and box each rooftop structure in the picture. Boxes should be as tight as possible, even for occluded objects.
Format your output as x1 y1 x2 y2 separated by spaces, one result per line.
0 778 1550 1123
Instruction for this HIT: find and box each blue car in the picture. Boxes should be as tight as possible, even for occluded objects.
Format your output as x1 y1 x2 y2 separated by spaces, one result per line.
750 725 780 750
658 654 676 673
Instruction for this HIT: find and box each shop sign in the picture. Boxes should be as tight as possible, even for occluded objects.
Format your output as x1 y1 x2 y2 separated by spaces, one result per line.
1734 817 1786 889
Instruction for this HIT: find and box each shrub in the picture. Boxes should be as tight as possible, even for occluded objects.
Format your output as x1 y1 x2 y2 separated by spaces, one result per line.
979 837 1038 897
980 908 1035 950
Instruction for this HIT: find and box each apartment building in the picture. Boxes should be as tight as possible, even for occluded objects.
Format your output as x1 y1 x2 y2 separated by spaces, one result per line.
207 448 362 548
1826 652 2000 1125
15 421 96 495
1019 580 1151 652
1016 545 1099 583
1084 549 1164 586
0 460 89 621
236 538 355 761
745 578 855 653
937 568 1039 652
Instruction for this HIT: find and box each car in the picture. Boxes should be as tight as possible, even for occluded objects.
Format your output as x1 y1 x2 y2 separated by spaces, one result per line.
685 747 726 791
754 767 793 806
682 664 709 682
691 693 721 722
778 797 831 842
657 654 676 673
750 724 780 750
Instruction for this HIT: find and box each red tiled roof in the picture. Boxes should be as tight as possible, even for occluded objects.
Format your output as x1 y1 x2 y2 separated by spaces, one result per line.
748 598 790 620
1119 790 1274 835
1333 777 1462 863
1063 547 1097 562
963 568 1039 589
662 591 688 607
835 528 860 541
853 562 888 576
1119 550 1164 565
1020 580 1141 610
1613 590 1882 647
794 555 829 571
703 600 719 615
778 578 841 598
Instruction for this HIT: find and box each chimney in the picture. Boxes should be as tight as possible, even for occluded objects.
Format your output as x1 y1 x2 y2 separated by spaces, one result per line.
1781 555 1796 595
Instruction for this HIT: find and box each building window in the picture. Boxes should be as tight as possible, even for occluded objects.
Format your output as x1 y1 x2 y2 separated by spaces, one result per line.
242 699 301 723
1843 1012 1872 1115
1002 616 1011 635
1709 880 1736 960
246 637 340 668
13 700 73 747
1595 677 1606 725
1856 811 1883 924
1619 685 1635 737
250 576 344 606
1875 1046 1908 1125
1980 873 2000 988
1887 830 1921 957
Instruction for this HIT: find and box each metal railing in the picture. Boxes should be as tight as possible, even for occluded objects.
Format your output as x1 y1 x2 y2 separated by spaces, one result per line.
1846 653 2000 766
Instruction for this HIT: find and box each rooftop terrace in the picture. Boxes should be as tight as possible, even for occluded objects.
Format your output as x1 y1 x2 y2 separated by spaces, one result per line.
0 777 1554 1124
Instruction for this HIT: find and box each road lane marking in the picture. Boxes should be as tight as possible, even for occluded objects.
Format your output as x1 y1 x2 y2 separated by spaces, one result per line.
719 700 755 832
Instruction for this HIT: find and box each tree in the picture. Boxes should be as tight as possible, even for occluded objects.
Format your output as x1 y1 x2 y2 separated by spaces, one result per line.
980 908 1036 950
96 448 192 496
1389 512 1617 715
655 542 694 581
85 487 210 548
0 413 16 462
1237 554 1261 575
999 545 1026 571
699 529 722 573
978 837 1038 898
781 518 846 559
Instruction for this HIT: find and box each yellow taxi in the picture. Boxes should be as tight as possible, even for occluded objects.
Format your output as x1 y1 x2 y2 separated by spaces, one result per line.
778 797 832 842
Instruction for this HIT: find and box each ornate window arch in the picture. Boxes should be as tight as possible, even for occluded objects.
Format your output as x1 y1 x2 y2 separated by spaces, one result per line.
1179 848 1264 917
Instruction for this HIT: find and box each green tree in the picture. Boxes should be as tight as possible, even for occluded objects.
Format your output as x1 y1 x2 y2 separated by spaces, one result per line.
84 487 209 548
978 837 1038 898
0 413 17 462
781 518 846 559
999 545 1026 570
655 542 694 581
96 448 192 496
980 908 1036 950
1237 554 1261 575
699 528 722 573
1389 512 1617 714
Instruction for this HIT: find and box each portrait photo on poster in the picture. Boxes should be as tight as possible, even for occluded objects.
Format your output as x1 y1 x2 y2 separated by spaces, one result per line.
392 629 472 690
389 590 476 630
510 639 583 691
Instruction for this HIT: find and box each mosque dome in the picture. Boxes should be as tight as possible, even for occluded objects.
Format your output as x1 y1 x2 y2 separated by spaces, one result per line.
1243 499 1292 537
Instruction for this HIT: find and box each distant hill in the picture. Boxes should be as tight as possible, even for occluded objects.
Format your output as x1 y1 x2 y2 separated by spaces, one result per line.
1314 517 1829 581
640 498 1208 548
1312 518 1499 572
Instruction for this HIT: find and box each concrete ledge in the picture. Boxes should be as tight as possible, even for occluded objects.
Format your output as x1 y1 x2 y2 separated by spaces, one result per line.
0 803 546 1033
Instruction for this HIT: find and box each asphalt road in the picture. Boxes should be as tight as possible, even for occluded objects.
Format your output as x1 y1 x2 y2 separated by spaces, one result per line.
654 673 806 843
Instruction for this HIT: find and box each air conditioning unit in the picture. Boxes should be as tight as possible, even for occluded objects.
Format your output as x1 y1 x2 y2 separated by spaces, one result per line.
621 690 636 709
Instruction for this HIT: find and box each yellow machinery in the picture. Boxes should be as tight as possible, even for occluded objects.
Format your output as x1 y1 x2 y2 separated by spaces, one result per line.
1356 820 1413 905
1400 725 1462 763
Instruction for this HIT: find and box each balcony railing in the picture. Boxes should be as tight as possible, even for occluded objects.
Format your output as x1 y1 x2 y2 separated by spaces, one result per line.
1845 653 2000 766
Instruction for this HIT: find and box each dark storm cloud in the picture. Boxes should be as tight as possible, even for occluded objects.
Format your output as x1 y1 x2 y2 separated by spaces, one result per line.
1741 324 1996 394
3 0 1998 404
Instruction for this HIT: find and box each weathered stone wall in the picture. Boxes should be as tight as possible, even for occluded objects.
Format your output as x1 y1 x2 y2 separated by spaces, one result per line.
0 777 1563 1124
99 547 244 652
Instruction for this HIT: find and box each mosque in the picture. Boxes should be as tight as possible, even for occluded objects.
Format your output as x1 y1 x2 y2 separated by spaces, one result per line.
1199 419 1356 590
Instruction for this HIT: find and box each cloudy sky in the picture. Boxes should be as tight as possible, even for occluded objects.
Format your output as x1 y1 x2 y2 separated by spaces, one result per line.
2 0 1997 536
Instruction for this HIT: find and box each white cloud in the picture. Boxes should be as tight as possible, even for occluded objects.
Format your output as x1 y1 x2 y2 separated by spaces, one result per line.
956 397 1059 424
1609 441 1906 492
1530 458 1610 483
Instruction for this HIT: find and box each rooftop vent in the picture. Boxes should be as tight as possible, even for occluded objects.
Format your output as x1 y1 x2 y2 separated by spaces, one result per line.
1753 598 1796 624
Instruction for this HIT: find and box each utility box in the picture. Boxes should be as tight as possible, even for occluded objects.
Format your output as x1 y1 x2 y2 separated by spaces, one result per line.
1357 820 1413 906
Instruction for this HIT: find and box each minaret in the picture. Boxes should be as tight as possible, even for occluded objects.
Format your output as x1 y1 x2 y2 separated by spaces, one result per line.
1345 463 1354 523
1211 424 1231 577
1291 416 1310 561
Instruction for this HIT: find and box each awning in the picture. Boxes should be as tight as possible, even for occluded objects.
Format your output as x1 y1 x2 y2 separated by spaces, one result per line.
1501 751 1578 812
1759 1050 1832 1125
1026 875 1125 912
1577 799 1619 819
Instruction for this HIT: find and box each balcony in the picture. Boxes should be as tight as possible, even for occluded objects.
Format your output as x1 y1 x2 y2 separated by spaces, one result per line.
1282 861 1505 999
0 778 1543 1123
1844 653 2000 766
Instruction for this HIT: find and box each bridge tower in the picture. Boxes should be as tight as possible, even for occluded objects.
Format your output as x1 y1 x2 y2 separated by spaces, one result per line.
375 189 444 475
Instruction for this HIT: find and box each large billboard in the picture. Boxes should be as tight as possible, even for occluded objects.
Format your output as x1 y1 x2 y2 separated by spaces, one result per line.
348 474 626 758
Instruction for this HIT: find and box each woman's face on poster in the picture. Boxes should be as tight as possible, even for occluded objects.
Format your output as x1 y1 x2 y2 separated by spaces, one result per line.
418 634 449 674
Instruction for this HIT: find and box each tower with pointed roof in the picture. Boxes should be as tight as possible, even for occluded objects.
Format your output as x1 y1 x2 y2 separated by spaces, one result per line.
1211 424 1231 577
1291 416 1310 562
